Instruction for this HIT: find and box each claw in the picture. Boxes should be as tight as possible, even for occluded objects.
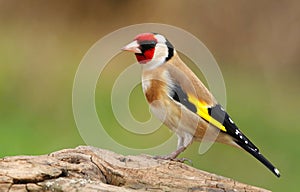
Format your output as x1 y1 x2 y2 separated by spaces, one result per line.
153 146 193 164
176 157 193 165
153 155 193 164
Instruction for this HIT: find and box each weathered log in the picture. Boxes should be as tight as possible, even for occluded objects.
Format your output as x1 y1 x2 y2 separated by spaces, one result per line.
0 146 270 192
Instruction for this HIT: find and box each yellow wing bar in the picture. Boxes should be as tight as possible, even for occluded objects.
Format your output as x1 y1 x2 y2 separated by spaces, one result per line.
188 95 227 132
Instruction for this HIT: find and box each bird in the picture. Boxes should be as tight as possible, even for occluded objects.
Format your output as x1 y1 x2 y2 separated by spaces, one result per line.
122 32 280 178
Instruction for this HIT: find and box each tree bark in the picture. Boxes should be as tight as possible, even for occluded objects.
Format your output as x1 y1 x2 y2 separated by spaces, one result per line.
0 146 270 192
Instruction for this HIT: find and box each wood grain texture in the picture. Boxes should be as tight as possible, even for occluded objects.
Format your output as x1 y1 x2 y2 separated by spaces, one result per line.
0 146 271 192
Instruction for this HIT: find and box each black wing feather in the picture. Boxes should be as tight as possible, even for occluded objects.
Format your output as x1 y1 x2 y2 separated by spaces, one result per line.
208 104 257 149
170 84 197 113
169 84 280 177
208 104 280 177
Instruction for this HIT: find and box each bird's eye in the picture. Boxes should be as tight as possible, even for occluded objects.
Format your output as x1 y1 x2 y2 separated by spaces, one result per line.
139 40 157 53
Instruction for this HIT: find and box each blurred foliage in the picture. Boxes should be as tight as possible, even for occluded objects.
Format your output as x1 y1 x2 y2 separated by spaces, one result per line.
0 1 299 191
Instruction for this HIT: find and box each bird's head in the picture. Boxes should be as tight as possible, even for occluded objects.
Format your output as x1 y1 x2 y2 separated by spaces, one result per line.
122 33 174 69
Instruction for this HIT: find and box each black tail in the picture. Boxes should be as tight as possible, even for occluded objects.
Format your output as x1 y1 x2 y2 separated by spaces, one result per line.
206 104 280 177
236 140 280 177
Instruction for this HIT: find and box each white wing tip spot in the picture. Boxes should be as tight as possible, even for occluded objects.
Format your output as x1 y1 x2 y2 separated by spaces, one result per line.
245 140 248 144
235 129 240 135
229 117 234 124
274 168 280 176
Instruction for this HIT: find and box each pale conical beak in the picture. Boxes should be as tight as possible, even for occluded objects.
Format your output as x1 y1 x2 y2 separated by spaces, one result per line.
121 40 142 54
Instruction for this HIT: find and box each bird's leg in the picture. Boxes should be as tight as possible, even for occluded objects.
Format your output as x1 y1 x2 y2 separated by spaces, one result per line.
154 133 193 163
154 147 193 164
155 146 186 159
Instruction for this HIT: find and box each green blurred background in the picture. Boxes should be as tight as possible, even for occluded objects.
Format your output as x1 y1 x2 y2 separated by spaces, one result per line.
0 1 299 191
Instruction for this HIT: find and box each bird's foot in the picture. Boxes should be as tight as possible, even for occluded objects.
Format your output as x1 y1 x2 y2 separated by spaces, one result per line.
154 155 193 164
153 146 192 164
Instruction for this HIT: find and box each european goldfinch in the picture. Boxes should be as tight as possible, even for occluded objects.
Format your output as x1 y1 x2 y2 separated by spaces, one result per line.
122 32 280 177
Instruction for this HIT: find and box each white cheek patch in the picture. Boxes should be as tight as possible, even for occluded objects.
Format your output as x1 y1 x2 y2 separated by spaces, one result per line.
142 43 169 70
155 34 167 43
